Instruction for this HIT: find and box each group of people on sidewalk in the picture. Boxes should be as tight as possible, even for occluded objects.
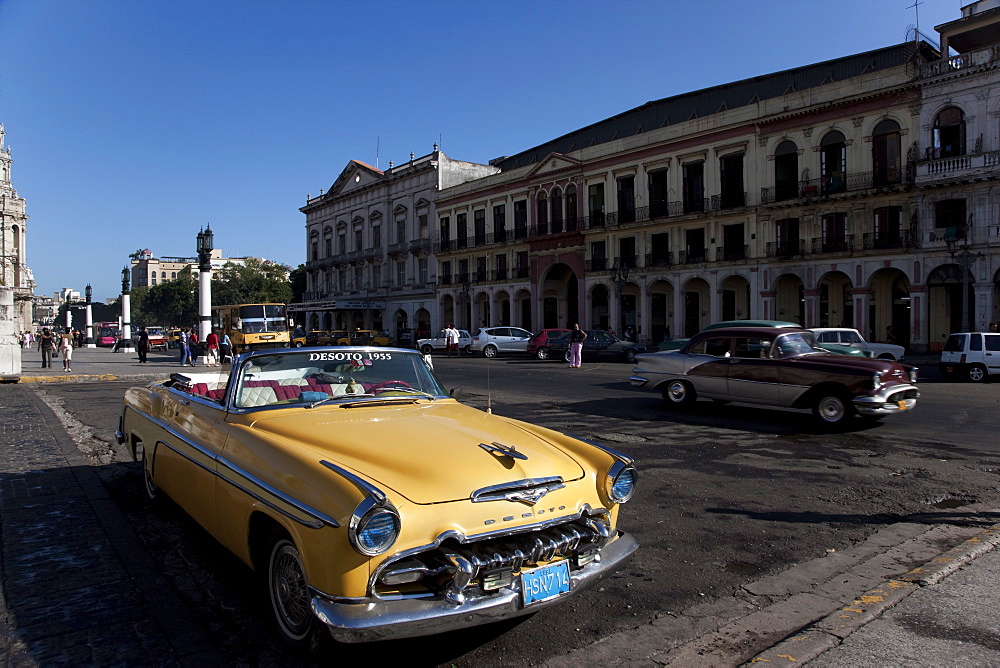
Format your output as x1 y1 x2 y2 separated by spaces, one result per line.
174 327 230 367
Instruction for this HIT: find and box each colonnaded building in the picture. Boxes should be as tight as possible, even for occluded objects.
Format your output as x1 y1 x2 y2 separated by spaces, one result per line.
0 124 35 330
302 1 1000 352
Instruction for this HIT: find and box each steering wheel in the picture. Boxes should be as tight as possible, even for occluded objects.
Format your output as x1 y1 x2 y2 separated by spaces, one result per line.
371 380 413 393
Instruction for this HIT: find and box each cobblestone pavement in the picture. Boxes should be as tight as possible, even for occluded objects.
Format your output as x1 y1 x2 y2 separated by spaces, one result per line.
0 384 221 666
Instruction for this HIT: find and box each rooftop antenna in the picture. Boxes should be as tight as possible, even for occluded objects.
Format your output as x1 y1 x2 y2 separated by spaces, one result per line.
906 0 922 47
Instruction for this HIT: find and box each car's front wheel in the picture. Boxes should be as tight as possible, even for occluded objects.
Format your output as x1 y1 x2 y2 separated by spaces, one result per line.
267 531 322 652
294 341 304 348
661 380 695 408
812 391 854 426
483 344 498 358
625 348 638 364
967 364 988 382
420 344 433 355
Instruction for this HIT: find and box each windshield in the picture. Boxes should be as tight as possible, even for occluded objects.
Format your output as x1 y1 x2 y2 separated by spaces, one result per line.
234 349 446 409
774 332 823 357
239 305 287 333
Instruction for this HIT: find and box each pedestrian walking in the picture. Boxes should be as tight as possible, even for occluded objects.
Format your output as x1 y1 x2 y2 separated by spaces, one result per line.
568 323 587 368
205 329 220 366
445 324 460 357
58 330 73 372
37 328 56 368
136 326 150 364
220 332 233 364
179 328 194 366
22 330 32 349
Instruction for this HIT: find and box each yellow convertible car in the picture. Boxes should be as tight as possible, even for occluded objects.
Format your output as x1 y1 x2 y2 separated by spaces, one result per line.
117 347 638 648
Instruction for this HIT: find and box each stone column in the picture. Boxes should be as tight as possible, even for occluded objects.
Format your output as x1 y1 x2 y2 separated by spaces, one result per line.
0 287 20 377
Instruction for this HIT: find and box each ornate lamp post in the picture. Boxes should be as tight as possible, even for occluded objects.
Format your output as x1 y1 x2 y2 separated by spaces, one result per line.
84 283 95 347
945 230 982 333
196 225 214 346
119 267 133 350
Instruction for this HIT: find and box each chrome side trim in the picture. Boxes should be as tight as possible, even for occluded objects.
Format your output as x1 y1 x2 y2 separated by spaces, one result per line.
128 406 339 529
564 434 634 466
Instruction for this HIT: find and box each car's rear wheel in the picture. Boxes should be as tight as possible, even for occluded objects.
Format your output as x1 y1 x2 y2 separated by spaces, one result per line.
625 348 638 364
536 348 550 360
294 341 304 348
420 344 433 355
483 344 498 358
967 364 988 382
812 392 854 426
463 344 472 354
661 380 695 408
140 443 158 501
267 531 322 652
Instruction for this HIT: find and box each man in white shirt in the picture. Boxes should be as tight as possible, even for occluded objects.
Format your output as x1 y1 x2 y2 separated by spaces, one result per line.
445 324 460 357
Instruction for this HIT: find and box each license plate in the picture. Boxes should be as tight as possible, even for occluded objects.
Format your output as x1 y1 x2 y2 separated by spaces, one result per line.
521 561 571 606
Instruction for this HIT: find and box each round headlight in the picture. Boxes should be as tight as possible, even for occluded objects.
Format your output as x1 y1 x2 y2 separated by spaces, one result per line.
355 508 400 555
609 464 637 503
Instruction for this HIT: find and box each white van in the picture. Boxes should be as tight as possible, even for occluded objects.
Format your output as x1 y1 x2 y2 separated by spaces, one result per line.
939 332 1000 382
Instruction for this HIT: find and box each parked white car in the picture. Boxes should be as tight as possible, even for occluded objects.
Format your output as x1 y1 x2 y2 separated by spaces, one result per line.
417 329 472 354
939 331 1000 382
811 328 905 361
470 326 533 357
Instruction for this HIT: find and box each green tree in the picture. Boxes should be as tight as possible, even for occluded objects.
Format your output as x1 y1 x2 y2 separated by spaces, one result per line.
211 258 292 306
142 272 198 326
289 264 307 303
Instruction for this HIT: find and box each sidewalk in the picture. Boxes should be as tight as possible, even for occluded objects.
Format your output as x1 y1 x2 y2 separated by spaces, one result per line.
0 381 222 664
6 345 212 384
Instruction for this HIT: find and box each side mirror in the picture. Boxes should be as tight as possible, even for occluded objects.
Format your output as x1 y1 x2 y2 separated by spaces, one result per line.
449 387 463 398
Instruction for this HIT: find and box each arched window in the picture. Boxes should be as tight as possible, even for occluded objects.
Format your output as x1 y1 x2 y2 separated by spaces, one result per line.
933 107 965 158
550 187 563 232
536 192 548 234
774 140 798 201
872 119 902 186
820 131 847 194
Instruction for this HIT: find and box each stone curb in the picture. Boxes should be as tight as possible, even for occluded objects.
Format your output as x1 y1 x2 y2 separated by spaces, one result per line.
747 521 1000 666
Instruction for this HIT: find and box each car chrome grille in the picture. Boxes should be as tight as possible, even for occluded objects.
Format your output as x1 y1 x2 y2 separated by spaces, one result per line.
374 517 611 603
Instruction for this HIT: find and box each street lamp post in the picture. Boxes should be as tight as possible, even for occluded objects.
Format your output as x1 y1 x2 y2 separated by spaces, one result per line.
84 284 95 348
612 263 629 336
945 231 983 333
196 226 214 360
118 267 133 351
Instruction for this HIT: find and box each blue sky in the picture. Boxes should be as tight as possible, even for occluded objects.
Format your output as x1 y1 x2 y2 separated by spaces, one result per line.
1 0 962 301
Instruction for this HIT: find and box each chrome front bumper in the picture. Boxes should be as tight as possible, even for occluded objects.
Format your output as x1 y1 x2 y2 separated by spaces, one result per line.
853 384 920 417
310 530 639 643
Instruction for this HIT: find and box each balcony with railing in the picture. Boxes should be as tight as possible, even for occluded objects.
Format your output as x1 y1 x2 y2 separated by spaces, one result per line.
914 45 1000 81
710 192 748 211
811 235 855 255
492 268 509 281
862 228 915 251
715 245 749 262
409 238 431 255
514 265 529 279
678 249 707 265
761 170 906 205
645 251 673 268
917 143 1000 185
765 240 806 259
438 273 453 286
387 241 409 256
585 257 610 272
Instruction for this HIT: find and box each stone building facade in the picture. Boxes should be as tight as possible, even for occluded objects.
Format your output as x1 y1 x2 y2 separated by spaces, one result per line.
0 125 35 330
297 149 498 339
432 3 1000 352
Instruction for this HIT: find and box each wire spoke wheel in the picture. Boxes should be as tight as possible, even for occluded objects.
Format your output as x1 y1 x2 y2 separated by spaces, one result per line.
268 537 316 647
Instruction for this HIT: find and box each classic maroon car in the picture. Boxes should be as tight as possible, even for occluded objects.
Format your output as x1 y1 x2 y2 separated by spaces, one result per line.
629 326 919 427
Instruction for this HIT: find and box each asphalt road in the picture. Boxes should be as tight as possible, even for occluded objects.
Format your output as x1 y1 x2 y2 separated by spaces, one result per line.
32 353 1000 666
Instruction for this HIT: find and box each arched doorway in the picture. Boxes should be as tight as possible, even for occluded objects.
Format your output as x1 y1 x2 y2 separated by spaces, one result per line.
818 271 853 327
928 263 975 346
869 268 910 346
774 274 805 325
590 284 610 330
515 289 531 330
441 295 455 331
474 291 490 330
720 274 751 321
393 309 409 341
539 263 579 329
494 290 511 326
682 277 710 337
413 308 430 339
649 279 673 343
620 282 639 338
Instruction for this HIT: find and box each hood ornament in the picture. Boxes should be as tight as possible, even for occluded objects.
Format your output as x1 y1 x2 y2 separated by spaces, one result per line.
478 441 528 461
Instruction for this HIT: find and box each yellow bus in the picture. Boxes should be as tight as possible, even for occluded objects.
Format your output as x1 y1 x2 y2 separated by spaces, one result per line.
211 303 291 353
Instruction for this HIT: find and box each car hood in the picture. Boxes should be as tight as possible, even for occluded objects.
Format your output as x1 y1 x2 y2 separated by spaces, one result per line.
243 401 586 504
